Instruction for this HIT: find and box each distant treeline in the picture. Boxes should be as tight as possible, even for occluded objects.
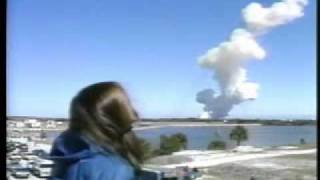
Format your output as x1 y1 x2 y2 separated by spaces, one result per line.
7 116 316 126
7 116 67 121
258 120 316 126
223 119 316 126
142 118 316 126
142 118 213 122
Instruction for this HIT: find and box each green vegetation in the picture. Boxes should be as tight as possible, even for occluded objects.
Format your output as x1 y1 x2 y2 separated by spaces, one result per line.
259 120 316 126
173 133 188 149
294 143 316 150
207 140 226 150
138 133 189 159
300 138 306 145
277 153 316 160
141 118 316 126
138 138 154 160
230 126 248 146
154 133 188 156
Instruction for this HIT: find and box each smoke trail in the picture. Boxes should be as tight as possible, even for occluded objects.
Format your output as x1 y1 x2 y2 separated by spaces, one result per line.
197 0 308 119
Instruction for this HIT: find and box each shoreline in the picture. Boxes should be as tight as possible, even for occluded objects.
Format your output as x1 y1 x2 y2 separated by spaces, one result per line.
133 123 262 131
7 123 262 132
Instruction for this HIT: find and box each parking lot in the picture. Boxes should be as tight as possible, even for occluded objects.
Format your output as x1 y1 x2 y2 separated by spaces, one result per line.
7 140 54 180
7 173 47 180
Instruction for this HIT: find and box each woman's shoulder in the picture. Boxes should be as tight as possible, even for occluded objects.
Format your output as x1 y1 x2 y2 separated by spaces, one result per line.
82 153 132 168
74 153 136 179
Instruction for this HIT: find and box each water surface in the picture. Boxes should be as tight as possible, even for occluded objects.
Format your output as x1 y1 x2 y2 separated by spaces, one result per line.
135 125 316 149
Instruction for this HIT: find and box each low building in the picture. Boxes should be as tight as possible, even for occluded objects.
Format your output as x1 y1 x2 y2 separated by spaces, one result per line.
16 121 25 128
46 120 56 128
8 137 28 144
24 119 41 128
32 143 52 153
7 122 15 128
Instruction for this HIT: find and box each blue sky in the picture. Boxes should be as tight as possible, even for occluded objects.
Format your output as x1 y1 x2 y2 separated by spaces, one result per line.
7 0 316 119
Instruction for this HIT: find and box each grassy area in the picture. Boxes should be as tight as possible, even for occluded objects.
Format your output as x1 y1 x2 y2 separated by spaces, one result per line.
145 145 317 179
277 152 316 160
267 143 316 150
296 143 317 149
202 153 316 180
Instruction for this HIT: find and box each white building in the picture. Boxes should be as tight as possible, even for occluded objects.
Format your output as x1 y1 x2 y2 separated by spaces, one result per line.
46 120 56 128
8 137 28 144
7 122 15 128
32 144 52 153
15 121 25 128
24 119 41 128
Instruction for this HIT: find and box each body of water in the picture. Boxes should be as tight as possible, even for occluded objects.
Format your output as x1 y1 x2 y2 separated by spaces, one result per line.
135 125 317 149
46 125 316 150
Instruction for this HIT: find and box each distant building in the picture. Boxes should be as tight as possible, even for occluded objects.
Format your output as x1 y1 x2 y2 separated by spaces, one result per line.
8 137 28 144
32 143 52 153
24 119 41 128
15 121 25 128
199 112 210 119
46 120 56 128
7 121 15 128
56 120 68 129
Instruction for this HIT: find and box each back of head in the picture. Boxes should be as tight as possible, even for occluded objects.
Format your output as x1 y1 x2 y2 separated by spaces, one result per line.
69 81 143 168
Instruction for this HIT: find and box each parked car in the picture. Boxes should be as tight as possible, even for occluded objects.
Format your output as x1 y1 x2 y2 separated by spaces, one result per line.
32 149 47 157
32 159 54 178
7 146 16 153
9 154 22 161
140 168 163 180
8 153 20 157
28 161 36 170
21 152 33 156
17 144 28 152
14 142 22 147
22 154 38 162
11 166 30 178
7 162 20 172
7 142 16 153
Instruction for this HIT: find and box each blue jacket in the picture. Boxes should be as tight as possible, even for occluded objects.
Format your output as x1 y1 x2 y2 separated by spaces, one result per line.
48 130 137 180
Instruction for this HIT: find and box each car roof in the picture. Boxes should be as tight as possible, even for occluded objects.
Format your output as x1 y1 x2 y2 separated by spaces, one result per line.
36 159 54 164
15 167 29 170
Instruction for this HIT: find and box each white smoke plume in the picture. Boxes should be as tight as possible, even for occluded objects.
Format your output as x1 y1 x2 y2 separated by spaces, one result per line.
197 0 308 119
243 0 308 33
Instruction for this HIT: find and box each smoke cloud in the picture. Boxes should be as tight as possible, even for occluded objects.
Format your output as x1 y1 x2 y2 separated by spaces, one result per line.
197 0 308 119
243 0 308 33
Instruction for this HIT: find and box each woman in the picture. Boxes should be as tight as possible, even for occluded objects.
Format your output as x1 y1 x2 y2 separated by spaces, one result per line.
48 82 144 180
